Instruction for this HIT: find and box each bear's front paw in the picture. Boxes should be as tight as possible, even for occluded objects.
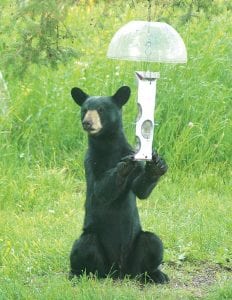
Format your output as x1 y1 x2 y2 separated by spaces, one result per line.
117 155 138 177
145 150 168 177
116 155 142 188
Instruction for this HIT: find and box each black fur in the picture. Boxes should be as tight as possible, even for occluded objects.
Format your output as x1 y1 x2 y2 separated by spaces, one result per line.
70 86 169 283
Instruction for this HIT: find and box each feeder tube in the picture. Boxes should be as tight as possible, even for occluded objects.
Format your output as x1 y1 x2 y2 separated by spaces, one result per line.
134 71 159 161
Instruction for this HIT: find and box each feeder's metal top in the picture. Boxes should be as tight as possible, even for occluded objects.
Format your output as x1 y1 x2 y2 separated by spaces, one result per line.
107 21 187 63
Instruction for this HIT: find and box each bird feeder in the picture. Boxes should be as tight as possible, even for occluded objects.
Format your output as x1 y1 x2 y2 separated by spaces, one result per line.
107 20 187 160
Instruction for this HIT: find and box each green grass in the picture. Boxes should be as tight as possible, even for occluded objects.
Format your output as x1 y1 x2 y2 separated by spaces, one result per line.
0 1 231 299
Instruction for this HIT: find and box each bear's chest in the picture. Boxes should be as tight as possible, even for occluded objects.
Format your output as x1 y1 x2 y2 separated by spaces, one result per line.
85 151 119 178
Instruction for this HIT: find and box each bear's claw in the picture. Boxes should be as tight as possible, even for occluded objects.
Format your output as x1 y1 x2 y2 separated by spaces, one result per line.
145 150 168 177
117 155 137 177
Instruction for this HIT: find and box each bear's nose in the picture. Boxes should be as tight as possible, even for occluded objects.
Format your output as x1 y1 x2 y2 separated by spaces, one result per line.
82 120 93 131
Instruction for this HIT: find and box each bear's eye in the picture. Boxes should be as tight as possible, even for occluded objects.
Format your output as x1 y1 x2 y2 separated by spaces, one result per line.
82 108 88 115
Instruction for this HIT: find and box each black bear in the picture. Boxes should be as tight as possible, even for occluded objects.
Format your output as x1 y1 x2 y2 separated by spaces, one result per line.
69 86 169 283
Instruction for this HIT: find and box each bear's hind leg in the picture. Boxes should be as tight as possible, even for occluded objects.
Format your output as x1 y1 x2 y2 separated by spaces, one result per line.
126 231 169 284
69 233 109 279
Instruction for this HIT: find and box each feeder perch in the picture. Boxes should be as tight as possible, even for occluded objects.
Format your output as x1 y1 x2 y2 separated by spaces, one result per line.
107 21 187 160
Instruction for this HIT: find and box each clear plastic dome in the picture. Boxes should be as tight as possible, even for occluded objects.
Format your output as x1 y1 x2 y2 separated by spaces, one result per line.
107 21 187 63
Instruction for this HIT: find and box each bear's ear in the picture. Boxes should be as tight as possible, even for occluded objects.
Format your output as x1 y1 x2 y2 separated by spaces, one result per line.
112 86 131 108
71 87 89 106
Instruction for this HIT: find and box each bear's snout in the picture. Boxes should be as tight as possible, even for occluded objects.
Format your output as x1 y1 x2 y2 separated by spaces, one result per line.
82 119 93 131
82 110 102 134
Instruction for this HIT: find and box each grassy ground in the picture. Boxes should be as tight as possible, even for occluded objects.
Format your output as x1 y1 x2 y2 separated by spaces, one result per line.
0 1 231 299
0 175 231 299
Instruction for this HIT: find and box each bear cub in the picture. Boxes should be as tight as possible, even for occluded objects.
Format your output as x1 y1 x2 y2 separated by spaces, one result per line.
70 86 169 283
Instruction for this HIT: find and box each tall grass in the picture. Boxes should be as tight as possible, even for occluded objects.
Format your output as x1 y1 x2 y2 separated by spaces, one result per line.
1 2 231 172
